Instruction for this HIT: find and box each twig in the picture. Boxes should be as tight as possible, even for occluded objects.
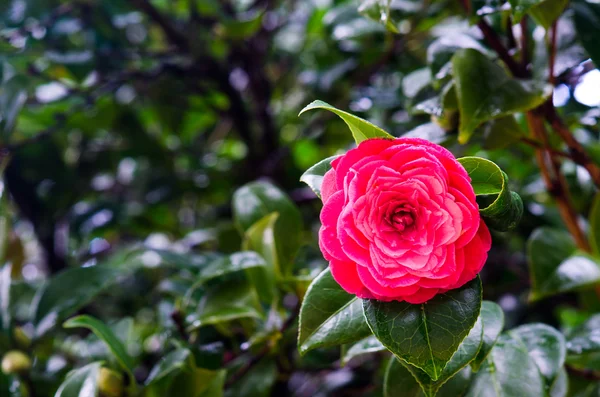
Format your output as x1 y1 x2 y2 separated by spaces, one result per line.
170 310 189 341
542 102 600 189
506 17 517 50
526 111 590 251
520 17 530 75
132 0 189 50
478 19 525 77
548 21 558 85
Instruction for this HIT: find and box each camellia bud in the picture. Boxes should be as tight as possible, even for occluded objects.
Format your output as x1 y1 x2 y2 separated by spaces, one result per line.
98 367 124 397
1 350 32 374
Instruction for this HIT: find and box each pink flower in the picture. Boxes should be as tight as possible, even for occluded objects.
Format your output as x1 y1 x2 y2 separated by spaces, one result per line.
319 138 491 304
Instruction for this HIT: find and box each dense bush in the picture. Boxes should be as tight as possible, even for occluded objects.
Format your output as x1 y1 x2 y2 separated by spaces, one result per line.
1 0 600 396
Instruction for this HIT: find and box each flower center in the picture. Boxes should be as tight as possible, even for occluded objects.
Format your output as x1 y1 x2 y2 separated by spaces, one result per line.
389 209 415 232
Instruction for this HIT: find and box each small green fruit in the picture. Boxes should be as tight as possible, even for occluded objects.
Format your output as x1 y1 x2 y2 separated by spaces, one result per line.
1 350 32 374
98 367 124 397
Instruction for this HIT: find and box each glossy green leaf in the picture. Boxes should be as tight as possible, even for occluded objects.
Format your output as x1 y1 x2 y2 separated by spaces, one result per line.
384 358 472 397
298 268 371 355
482 116 525 150
300 155 339 200
573 1 600 68
509 0 568 28
363 276 482 381
0 75 27 139
31 266 121 338
452 49 551 144
171 367 225 397
509 323 566 385
550 367 568 397
146 349 194 386
471 301 504 371
224 358 277 397
146 348 224 397
242 213 279 303
589 193 600 256
529 0 569 29
299 100 393 144
55 362 102 397
0 264 10 333
565 314 600 370
186 251 268 301
458 156 524 231
192 279 263 328
342 335 385 365
427 34 488 80
528 227 600 301
402 317 483 396
383 358 424 397
357 0 418 33
221 13 264 39
232 181 302 277
64 315 135 380
466 334 546 397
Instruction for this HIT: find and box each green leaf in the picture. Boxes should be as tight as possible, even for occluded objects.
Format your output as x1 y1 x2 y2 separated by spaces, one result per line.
471 301 505 371
509 0 568 28
458 156 524 231
527 227 600 301
185 251 268 302
146 348 225 397
64 315 135 381
427 34 488 80
0 75 27 140
452 49 551 144
565 314 600 370
192 279 263 328
221 13 264 40
300 155 339 200
528 0 569 29
357 0 419 33
363 276 482 381
342 335 385 366
384 358 473 397
224 358 277 397
573 1 600 68
482 116 525 150
0 264 11 334
298 268 371 355
31 266 121 338
242 213 279 303
589 193 600 257
55 362 102 397
402 68 432 99
232 181 302 277
466 334 546 397
509 323 566 385
402 316 483 396
383 358 423 397
299 100 393 144
146 349 194 386
550 367 568 397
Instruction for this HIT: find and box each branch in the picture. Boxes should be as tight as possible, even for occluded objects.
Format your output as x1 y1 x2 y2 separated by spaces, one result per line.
526 111 590 251
477 19 526 77
520 17 530 75
132 0 188 50
548 21 558 85
542 102 600 189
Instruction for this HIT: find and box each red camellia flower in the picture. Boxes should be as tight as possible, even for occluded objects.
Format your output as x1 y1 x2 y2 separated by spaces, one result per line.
319 137 491 304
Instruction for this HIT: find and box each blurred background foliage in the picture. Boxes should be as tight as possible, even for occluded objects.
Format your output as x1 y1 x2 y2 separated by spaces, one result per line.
0 0 600 395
